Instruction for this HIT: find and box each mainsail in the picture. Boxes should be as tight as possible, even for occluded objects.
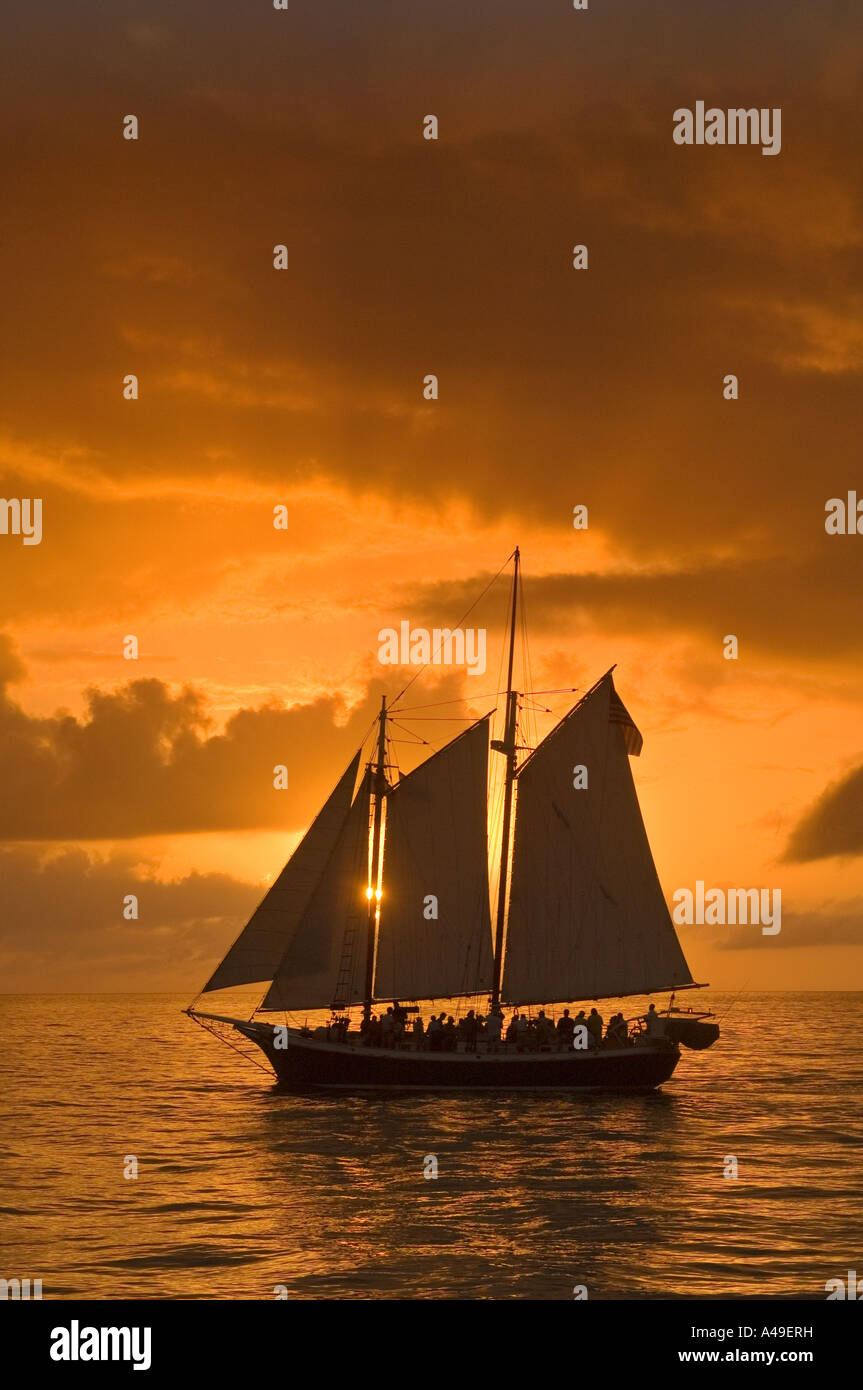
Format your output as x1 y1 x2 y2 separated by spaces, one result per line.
261 775 371 1011
202 750 361 993
373 716 494 1001
501 673 694 1005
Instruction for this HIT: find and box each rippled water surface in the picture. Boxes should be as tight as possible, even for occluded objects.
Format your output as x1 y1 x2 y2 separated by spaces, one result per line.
2 992 861 1300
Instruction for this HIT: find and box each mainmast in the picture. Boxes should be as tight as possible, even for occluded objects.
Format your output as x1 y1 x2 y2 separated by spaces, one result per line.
363 695 387 1021
490 547 519 1012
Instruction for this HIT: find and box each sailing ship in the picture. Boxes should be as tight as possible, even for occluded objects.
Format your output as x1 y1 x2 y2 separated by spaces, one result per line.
188 548 719 1089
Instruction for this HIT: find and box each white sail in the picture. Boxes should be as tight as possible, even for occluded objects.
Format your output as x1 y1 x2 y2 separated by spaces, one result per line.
202 751 361 993
261 776 371 1011
374 717 494 1001
501 674 694 1005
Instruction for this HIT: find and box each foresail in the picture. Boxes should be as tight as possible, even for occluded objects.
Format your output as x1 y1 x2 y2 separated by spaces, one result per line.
374 716 494 1001
261 775 371 1011
501 674 694 1005
201 750 361 993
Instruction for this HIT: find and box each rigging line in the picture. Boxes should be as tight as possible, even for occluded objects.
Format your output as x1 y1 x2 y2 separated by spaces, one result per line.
385 725 400 782
390 549 516 705
393 687 580 716
188 1013 273 1077
717 981 750 1023
390 691 509 712
389 715 483 722
388 718 435 747
519 565 537 758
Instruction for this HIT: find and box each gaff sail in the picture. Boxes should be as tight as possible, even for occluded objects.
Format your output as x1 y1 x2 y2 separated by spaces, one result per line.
501 674 694 1006
373 715 494 1002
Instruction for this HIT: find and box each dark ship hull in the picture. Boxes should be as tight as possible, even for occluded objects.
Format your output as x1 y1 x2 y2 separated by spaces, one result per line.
223 1019 682 1090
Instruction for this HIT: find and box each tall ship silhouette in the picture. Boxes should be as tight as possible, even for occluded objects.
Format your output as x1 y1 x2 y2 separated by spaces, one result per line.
188 549 719 1088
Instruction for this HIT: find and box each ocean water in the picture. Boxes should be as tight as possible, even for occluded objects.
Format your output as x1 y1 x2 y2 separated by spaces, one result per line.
1 992 861 1301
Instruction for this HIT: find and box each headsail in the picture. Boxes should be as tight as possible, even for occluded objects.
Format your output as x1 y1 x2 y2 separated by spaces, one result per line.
261 774 371 1011
201 750 361 994
373 716 494 1001
501 673 694 1005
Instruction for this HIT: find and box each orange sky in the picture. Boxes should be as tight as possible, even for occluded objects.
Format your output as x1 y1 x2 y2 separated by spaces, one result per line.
2 0 862 993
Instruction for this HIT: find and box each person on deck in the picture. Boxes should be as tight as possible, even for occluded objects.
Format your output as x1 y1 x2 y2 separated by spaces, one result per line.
427 1013 443 1052
505 1015 519 1047
605 1013 627 1047
587 1008 604 1049
381 1008 395 1048
485 1010 503 1052
443 1016 457 1051
644 1003 666 1038
412 1015 425 1049
570 1009 588 1050
556 1009 575 1049
463 1010 479 1053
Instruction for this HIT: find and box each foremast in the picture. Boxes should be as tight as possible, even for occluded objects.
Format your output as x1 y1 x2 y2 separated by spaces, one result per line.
490 546 520 1012
362 695 388 1022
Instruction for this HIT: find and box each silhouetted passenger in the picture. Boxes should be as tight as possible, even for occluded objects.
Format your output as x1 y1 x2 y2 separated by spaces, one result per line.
587 1008 604 1049
606 1012 627 1047
570 1009 588 1050
536 1010 554 1048
644 1003 666 1038
557 1009 575 1049
486 1010 503 1051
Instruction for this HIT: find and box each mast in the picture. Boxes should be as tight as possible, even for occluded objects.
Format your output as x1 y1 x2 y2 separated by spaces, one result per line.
490 547 519 1012
363 695 387 1021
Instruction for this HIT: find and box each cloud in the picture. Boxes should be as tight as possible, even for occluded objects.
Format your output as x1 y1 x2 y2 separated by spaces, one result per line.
3 0 863 571
783 764 863 862
0 639 380 839
0 845 256 991
406 556 863 664
711 900 863 949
